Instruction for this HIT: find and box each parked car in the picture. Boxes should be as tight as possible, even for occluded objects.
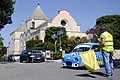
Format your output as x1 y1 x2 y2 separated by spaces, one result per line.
20 50 45 63
8 54 20 62
62 43 104 68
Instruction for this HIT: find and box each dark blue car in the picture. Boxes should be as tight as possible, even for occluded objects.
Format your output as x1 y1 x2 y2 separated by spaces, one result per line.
20 50 45 63
62 43 104 68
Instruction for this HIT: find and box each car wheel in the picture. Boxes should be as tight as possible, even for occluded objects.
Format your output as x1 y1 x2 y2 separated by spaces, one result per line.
42 58 45 62
20 59 23 63
26 57 30 63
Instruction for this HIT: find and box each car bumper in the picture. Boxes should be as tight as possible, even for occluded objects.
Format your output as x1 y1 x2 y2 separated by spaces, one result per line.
62 63 79 67
62 61 84 67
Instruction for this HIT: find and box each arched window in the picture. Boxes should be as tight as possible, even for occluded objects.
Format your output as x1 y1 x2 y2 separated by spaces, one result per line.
61 19 68 26
30 21 35 29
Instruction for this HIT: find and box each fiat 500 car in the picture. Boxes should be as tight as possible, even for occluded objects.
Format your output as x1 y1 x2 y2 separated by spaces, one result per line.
62 43 104 68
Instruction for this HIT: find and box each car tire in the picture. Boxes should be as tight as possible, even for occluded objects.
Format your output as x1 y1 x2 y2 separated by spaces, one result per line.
20 59 23 63
42 58 45 62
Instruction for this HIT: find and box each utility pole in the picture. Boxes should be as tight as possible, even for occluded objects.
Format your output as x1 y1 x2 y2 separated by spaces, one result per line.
55 40 57 53
51 34 57 53
59 36 62 52
57 30 63 52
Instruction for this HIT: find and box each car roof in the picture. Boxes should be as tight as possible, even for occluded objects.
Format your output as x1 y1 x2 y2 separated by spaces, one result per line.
81 43 99 45
74 43 99 48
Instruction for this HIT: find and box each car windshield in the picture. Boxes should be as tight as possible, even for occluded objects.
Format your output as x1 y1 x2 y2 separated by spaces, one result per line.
22 50 31 54
72 47 90 52
32 50 42 54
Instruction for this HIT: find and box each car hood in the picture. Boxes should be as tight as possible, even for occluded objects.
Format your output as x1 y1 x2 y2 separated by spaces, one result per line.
68 52 80 56
63 52 81 62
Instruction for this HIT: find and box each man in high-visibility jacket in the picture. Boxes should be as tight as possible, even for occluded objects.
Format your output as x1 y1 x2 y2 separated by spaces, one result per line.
99 27 114 77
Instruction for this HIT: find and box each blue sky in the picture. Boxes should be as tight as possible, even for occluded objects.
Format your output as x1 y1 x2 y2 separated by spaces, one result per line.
1 0 120 46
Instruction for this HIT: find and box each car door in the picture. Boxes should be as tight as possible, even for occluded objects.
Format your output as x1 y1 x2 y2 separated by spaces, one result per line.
20 50 31 62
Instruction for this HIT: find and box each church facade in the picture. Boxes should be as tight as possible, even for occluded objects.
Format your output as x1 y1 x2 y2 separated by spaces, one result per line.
7 4 87 55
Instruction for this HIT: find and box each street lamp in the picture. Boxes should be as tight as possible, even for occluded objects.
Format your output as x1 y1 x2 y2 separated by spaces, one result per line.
55 40 57 53
57 31 63 52
59 37 62 52
51 34 58 61
51 30 63 52
51 34 58 53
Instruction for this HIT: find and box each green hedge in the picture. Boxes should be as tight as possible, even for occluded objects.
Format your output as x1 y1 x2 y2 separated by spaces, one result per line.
0 56 6 61
51 52 62 60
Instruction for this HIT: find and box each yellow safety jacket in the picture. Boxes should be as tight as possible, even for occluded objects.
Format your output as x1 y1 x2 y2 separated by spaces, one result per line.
100 31 114 52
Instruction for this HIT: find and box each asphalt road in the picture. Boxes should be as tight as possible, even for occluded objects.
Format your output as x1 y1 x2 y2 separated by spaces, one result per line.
0 61 120 80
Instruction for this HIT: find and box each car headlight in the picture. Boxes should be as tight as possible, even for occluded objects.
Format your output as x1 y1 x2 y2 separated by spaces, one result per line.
28 52 32 54
62 58 64 61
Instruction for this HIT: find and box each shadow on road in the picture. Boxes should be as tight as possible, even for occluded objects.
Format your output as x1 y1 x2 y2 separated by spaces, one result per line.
75 71 105 78
61 66 87 70
75 73 96 78
90 72 105 76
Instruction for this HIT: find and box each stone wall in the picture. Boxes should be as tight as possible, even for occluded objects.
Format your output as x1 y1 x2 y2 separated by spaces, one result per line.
113 50 120 59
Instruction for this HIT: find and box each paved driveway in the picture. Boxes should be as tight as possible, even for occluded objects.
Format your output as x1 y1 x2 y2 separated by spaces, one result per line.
0 61 120 80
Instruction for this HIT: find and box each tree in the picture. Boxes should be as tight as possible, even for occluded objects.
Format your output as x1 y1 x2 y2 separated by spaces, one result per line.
80 37 89 43
42 42 54 51
45 27 88 53
26 40 43 50
44 27 67 43
0 47 7 56
61 36 82 53
44 27 68 52
95 15 120 49
0 35 7 60
0 0 15 30
0 35 3 47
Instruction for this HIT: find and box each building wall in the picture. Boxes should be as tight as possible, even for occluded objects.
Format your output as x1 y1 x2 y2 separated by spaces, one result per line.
39 30 45 42
113 50 120 59
7 32 24 55
27 19 46 30
49 10 86 38
66 31 87 38
50 10 80 32
7 32 15 56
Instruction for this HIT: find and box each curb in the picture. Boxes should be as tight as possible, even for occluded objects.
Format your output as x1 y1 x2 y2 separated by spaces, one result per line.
45 59 62 63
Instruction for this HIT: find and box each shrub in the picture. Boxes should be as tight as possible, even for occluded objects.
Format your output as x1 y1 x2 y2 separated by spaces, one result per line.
0 55 6 61
51 52 62 60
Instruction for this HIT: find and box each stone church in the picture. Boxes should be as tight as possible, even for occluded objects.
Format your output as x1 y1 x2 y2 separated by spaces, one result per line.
7 4 87 55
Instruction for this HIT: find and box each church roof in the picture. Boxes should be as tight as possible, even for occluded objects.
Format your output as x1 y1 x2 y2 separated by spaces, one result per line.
16 22 27 32
28 4 48 20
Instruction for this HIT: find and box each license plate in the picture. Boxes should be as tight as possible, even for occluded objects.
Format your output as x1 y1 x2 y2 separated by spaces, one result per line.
37 57 41 59
30 55 35 57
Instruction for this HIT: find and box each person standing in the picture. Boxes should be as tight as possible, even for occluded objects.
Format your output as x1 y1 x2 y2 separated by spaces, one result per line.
99 27 114 77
